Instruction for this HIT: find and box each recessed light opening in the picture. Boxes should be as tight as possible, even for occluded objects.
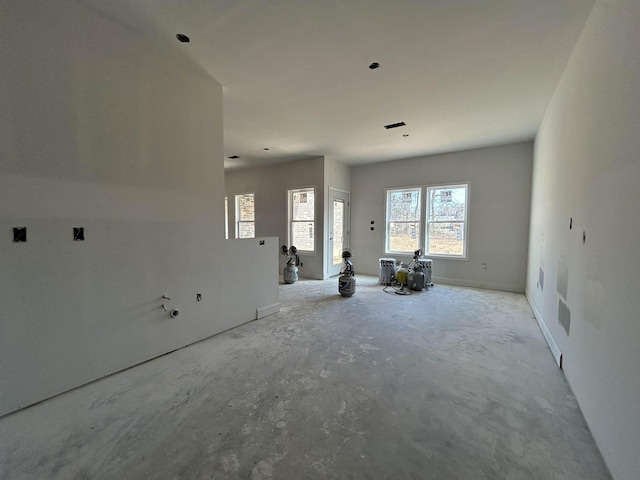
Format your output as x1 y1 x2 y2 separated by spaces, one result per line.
369 62 380 70
176 33 190 43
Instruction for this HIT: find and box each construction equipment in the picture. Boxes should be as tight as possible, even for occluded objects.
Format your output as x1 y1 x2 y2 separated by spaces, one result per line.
338 250 356 297
281 245 299 284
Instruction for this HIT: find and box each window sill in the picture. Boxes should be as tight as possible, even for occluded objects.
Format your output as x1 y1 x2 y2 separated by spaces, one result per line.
425 254 468 261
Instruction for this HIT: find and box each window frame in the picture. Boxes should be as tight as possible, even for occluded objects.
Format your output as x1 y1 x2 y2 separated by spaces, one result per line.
425 183 469 259
224 196 229 240
385 186 423 255
235 192 255 239
288 186 316 254
384 183 469 259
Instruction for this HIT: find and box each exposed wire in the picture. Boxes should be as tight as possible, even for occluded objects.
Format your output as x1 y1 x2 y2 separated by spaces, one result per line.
383 284 412 295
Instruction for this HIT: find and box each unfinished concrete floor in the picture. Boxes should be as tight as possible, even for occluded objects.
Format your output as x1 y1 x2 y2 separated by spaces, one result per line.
1 276 611 480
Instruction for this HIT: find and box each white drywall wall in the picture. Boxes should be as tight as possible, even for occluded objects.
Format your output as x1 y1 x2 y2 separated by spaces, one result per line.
527 1 640 478
324 157 351 193
0 1 278 416
225 157 326 279
351 143 532 292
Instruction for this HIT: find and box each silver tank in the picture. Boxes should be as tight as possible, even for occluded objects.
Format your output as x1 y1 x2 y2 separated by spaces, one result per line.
283 264 298 284
408 270 426 291
338 275 356 297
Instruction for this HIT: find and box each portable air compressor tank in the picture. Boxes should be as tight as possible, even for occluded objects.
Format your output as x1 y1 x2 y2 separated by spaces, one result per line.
408 269 426 291
339 274 356 297
283 264 298 284
338 250 356 297
281 245 299 284
408 249 428 291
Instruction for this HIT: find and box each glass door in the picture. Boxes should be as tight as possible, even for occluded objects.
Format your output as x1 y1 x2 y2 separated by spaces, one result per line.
328 189 350 277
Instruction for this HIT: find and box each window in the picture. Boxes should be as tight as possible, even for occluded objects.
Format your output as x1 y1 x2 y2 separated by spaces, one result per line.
235 193 255 238
289 187 315 252
224 196 229 239
426 184 468 257
386 188 421 253
385 183 469 258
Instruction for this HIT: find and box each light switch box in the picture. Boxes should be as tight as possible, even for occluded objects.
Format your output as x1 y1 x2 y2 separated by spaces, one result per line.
13 227 27 243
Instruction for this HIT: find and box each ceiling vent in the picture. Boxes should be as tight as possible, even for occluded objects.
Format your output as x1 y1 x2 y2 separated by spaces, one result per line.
384 122 406 130
227 155 239 159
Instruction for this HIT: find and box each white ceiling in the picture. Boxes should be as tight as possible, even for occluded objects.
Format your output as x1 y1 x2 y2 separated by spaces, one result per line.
81 0 595 170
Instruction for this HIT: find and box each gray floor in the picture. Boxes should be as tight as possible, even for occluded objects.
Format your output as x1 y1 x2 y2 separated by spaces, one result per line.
0 276 611 480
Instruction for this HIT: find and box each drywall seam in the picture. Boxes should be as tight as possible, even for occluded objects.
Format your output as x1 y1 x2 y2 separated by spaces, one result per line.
526 288 562 367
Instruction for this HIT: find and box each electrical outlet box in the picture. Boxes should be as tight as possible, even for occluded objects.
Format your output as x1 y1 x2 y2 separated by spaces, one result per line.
13 227 27 243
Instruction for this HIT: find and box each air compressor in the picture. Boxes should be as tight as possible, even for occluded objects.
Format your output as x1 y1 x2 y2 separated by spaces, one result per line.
281 245 299 284
395 264 409 286
338 250 356 297
407 249 426 291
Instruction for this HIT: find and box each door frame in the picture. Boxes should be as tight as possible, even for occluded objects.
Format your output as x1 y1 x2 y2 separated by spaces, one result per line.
326 187 351 277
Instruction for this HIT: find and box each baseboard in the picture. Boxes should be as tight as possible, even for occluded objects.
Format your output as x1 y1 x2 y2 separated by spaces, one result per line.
525 288 562 368
433 276 524 293
299 272 324 280
256 303 281 319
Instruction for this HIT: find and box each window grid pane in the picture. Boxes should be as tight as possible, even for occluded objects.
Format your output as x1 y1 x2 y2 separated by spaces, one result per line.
235 193 255 239
427 222 464 256
292 191 314 221
428 186 465 221
388 222 421 252
292 221 314 251
238 221 255 239
237 194 254 221
388 190 421 221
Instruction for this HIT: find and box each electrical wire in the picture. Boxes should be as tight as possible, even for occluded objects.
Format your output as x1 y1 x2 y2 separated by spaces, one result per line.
383 283 412 295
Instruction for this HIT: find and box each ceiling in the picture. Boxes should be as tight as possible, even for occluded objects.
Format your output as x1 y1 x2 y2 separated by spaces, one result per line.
81 0 595 170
